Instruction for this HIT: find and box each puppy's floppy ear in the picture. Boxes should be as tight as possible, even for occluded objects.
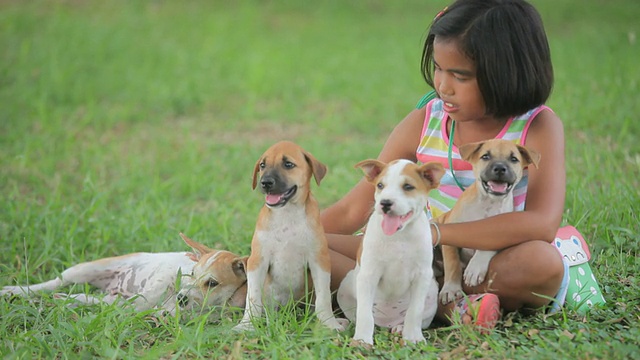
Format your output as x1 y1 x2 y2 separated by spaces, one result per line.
304 151 328 186
232 256 249 280
417 162 445 188
252 157 263 190
180 233 216 261
516 145 541 169
354 159 386 183
459 141 486 163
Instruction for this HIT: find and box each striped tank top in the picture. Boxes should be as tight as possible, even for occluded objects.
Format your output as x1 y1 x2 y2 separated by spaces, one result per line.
415 93 550 219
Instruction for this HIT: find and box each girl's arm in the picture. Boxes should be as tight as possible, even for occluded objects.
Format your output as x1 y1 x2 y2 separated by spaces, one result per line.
320 107 426 235
437 109 566 250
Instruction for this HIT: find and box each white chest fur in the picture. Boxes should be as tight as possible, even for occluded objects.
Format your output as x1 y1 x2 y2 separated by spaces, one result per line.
360 213 433 297
255 204 319 298
455 192 514 222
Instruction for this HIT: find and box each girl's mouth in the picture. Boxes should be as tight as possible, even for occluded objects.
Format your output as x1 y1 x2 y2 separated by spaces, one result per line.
443 101 457 112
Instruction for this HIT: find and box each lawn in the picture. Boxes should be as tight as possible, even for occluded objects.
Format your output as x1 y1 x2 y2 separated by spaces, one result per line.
1 0 639 358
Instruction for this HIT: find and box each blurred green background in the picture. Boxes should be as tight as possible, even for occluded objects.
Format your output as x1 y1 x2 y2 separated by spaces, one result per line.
0 0 638 358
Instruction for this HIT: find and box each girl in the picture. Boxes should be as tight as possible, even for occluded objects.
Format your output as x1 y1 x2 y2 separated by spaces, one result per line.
321 0 567 331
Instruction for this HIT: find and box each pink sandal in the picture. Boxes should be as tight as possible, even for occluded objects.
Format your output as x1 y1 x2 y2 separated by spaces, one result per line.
455 293 501 333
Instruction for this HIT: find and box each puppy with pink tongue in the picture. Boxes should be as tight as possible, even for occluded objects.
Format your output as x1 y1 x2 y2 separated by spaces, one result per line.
338 159 444 348
436 139 541 305
381 211 413 235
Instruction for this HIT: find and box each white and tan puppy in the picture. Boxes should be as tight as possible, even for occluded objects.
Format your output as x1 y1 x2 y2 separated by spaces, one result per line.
437 139 540 305
234 141 345 332
1 233 248 319
337 159 444 347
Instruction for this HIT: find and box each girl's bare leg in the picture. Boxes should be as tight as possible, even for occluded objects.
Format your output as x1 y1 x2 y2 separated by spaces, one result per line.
437 240 564 322
326 234 362 291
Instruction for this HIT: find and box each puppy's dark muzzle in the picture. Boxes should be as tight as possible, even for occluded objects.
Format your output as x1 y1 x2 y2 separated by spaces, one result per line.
483 162 516 183
259 172 289 194
177 293 189 307
260 176 276 192
481 161 517 196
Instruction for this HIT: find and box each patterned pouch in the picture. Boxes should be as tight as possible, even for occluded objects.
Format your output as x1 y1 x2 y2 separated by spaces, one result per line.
553 226 606 313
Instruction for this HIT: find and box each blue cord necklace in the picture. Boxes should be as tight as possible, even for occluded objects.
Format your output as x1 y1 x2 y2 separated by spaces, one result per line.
447 120 466 192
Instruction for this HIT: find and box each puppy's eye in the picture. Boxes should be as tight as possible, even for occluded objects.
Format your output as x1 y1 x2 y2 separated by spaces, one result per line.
377 182 384 189
284 161 295 169
510 155 520 163
481 153 490 160
403 183 415 191
259 161 266 169
205 279 219 288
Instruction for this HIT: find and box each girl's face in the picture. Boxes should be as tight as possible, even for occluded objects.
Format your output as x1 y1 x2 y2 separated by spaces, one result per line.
432 36 487 123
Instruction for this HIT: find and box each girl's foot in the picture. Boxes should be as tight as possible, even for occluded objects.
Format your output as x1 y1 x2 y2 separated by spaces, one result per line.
455 293 501 333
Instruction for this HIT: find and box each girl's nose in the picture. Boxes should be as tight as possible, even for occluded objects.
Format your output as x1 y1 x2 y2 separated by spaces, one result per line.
438 77 454 96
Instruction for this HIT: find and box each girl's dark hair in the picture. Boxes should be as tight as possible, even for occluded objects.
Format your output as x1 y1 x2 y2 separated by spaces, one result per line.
421 0 553 118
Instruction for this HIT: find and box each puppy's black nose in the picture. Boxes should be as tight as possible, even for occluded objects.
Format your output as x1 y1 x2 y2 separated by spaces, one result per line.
380 199 393 214
492 163 507 176
260 177 275 191
177 293 189 307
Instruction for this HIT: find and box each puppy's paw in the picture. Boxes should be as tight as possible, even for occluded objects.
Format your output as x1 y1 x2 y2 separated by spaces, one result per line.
349 338 373 350
232 321 255 333
463 265 488 287
402 331 426 345
439 282 464 304
323 317 348 331
332 318 350 331
390 324 404 334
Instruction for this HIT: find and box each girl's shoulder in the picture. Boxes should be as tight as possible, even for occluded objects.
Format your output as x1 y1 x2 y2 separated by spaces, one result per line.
503 104 559 146
525 105 564 146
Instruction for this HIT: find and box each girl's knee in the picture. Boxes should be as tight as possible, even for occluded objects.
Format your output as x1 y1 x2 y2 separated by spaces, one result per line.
529 240 564 285
491 241 564 310
499 240 562 274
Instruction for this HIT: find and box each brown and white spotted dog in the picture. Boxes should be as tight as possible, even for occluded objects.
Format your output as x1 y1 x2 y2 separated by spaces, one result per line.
337 159 444 347
1 233 248 319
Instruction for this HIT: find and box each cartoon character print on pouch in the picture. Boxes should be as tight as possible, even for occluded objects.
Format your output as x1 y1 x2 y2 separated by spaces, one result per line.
554 226 606 313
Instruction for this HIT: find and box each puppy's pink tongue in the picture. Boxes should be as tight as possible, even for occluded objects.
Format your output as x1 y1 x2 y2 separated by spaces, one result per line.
265 194 283 205
381 214 402 236
488 181 508 193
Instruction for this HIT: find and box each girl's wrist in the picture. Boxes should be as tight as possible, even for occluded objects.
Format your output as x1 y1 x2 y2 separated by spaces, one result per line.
430 222 441 247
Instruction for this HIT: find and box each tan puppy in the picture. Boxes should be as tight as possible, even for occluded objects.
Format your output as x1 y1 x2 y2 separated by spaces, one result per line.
176 234 248 319
234 141 345 332
437 139 540 305
1 233 248 320
337 159 444 347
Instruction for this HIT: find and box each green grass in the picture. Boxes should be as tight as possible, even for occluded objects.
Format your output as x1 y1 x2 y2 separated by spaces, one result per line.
1 0 639 358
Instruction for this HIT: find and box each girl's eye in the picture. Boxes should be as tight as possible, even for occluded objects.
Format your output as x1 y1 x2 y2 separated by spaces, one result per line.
403 183 415 191
377 182 384 189
454 75 469 82
284 161 295 169
205 279 219 288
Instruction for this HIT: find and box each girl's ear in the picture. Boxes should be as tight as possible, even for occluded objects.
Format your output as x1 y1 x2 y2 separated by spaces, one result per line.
354 159 387 183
